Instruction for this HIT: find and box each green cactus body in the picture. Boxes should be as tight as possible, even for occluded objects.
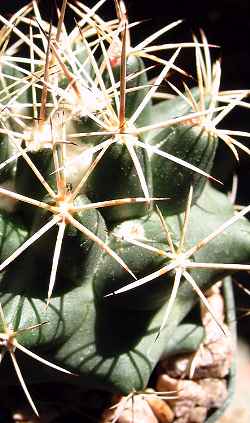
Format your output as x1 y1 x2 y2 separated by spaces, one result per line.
86 139 153 223
151 124 218 215
93 215 174 310
15 147 56 223
30 194 107 282
0 212 27 262
147 87 200 140
0 2 249 420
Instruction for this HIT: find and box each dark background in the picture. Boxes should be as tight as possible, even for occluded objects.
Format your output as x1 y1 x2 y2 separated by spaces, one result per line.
1 0 250 338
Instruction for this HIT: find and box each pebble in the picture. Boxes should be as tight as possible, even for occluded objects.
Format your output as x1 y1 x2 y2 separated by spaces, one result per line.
146 396 174 423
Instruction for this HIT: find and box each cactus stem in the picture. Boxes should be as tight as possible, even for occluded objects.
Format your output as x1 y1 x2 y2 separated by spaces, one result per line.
0 142 143 297
0 0 249 407
0 302 75 417
40 22 233 202
113 232 169 257
0 215 60 273
71 138 115 198
65 107 224 196
133 138 221 184
0 186 138 300
3 124 57 198
64 112 221 197
186 204 250 257
65 211 136 280
105 196 250 339
54 19 153 200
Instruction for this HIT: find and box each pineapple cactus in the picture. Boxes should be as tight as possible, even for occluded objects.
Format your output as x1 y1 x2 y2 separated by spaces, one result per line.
0 0 249 420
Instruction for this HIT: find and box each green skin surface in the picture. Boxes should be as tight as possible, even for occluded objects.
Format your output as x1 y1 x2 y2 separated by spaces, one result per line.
0 54 247 420
151 124 218 215
86 140 153 223
0 183 249 396
15 148 56 225
0 64 30 183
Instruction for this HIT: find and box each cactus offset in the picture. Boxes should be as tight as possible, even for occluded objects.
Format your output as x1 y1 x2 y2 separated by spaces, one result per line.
0 0 249 418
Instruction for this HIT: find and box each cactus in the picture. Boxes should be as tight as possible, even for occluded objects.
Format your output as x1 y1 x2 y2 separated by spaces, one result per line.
0 0 249 419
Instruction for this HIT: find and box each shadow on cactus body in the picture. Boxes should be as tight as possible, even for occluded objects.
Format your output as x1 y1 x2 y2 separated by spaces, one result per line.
0 184 250 395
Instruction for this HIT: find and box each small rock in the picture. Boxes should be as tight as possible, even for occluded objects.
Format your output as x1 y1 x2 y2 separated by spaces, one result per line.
198 379 228 409
156 374 179 393
189 406 207 423
156 375 206 404
174 418 188 423
146 396 174 422
156 374 207 420
155 283 232 423
156 374 228 422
